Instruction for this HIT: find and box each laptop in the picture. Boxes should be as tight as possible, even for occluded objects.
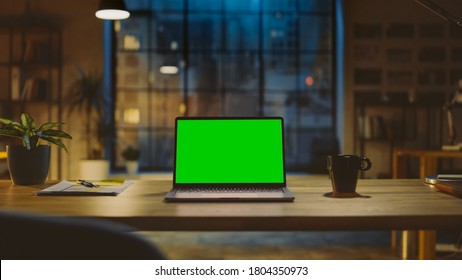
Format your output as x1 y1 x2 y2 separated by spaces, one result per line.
164 117 295 202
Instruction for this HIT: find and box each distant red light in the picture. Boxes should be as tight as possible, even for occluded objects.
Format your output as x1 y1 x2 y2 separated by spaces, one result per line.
305 76 314 86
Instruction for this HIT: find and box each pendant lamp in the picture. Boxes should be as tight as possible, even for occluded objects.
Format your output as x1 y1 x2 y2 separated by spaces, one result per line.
95 0 130 20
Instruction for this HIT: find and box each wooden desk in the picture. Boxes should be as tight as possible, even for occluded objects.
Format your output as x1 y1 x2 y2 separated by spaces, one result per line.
1 177 462 259
392 148 462 179
391 149 462 257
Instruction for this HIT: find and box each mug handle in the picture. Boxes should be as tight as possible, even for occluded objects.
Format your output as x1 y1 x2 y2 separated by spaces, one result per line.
360 157 372 171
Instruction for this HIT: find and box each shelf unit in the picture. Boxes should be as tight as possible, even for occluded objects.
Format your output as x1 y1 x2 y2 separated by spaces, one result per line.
0 14 63 179
354 93 445 177
351 21 462 178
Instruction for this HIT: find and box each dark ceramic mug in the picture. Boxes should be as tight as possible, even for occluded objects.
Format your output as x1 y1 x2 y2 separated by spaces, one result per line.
327 154 372 193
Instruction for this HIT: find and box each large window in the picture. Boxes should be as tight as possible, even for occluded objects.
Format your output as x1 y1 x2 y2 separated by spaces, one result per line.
111 0 336 172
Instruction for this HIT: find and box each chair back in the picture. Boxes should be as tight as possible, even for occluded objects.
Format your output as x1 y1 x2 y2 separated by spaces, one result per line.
0 210 165 259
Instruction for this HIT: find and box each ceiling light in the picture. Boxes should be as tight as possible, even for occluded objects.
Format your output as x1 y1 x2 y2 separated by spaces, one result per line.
160 66 179 75
96 0 130 20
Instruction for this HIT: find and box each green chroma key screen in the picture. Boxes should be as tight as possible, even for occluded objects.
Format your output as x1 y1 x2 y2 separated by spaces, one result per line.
174 118 285 184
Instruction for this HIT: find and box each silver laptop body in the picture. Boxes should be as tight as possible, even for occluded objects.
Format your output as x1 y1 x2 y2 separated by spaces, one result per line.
164 117 294 202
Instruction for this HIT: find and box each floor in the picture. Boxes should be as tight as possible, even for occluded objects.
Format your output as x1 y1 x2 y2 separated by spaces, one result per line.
140 231 461 260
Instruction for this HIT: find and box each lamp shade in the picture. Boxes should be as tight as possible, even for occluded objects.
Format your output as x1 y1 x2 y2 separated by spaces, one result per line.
95 0 130 20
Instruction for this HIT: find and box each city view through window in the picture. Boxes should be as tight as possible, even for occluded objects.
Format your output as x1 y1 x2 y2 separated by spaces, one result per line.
111 0 336 172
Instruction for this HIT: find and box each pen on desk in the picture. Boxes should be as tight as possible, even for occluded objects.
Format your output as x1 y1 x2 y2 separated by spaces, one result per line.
77 180 99 188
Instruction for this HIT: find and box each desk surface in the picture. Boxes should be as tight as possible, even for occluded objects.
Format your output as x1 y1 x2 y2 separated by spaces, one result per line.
1 177 462 232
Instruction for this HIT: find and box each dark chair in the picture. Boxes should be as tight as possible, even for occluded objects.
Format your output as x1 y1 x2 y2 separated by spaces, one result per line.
0 210 166 260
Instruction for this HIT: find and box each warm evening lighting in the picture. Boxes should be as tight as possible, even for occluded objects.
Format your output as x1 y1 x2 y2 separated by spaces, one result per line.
305 76 314 86
160 66 179 75
123 108 140 124
95 0 130 20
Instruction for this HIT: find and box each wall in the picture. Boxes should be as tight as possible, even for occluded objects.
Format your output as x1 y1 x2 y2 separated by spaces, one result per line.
0 0 103 179
343 0 462 178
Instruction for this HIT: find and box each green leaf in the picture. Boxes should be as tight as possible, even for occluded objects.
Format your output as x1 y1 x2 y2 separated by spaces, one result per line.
0 128 23 138
40 129 72 139
20 112 35 130
1 113 72 152
3 121 25 131
37 122 64 132
41 136 68 153
0 117 14 125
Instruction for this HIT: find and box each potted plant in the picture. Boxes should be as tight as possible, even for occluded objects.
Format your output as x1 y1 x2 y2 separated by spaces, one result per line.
121 145 140 176
0 112 72 185
67 67 110 179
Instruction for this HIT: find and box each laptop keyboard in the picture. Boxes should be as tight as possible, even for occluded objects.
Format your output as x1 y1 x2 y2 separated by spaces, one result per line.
176 186 285 193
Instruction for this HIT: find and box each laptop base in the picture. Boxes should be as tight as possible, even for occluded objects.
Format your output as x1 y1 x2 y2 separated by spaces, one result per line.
164 188 295 202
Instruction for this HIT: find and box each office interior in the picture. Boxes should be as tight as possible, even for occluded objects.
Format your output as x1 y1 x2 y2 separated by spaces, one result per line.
1 0 462 259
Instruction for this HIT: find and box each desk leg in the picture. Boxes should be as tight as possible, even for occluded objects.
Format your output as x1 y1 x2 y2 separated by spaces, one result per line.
418 230 436 260
400 230 418 259
391 231 397 250
418 157 440 259
391 152 408 251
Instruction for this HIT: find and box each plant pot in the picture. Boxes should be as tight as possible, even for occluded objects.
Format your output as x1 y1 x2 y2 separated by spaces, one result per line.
7 145 51 185
79 159 109 180
126 160 139 176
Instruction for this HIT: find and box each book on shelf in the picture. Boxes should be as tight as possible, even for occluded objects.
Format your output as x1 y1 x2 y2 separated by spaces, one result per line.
22 39 51 63
441 143 462 151
11 67 21 100
21 78 48 101
23 39 36 62
21 79 34 100
358 115 388 140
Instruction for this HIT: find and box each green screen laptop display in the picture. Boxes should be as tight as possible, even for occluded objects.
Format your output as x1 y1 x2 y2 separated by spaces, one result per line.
174 117 285 184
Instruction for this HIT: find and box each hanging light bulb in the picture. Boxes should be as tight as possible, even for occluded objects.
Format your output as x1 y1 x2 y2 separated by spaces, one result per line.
95 0 130 20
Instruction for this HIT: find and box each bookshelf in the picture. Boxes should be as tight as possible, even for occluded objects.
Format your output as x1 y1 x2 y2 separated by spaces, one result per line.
0 14 62 178
351 20 462 177
354 92 444 178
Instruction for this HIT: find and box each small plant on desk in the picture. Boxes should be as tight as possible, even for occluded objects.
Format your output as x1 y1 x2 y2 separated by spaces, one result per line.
0 112 72 152
0 112 72 185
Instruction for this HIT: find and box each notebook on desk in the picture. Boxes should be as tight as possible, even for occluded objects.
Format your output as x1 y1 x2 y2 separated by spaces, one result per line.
164 117 294 202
